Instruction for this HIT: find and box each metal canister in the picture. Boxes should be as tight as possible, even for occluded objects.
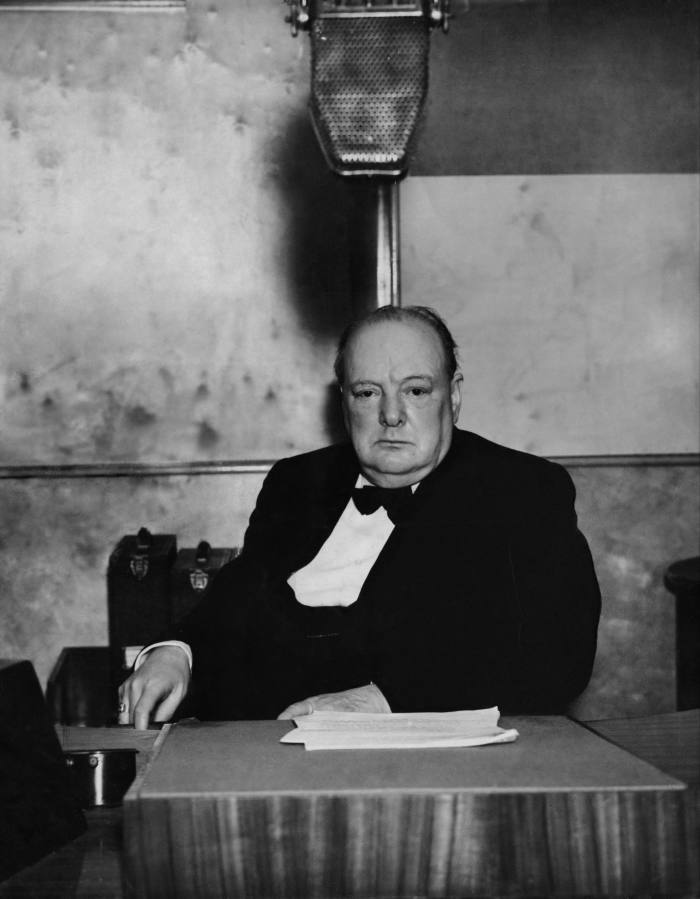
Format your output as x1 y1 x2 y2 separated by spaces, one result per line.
64 749 138 807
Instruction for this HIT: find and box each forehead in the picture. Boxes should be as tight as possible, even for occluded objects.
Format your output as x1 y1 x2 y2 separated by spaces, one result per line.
345 318 446 379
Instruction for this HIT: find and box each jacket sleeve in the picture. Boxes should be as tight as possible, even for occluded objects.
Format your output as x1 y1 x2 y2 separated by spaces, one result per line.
171 459 293 641
169 459 298 718
501 461 601 712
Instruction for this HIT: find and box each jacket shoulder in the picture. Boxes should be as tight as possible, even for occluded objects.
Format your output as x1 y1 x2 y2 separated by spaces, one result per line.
268 442 355 481
450 429 574 499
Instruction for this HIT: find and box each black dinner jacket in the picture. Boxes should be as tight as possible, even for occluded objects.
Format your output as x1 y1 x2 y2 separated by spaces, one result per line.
176 428 601 718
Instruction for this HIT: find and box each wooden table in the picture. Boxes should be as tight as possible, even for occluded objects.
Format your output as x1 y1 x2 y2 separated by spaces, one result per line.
122 714 697 898
1 712 698 898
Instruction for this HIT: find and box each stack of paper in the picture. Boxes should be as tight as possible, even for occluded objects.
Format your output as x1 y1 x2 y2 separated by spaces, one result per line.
280 706 518 751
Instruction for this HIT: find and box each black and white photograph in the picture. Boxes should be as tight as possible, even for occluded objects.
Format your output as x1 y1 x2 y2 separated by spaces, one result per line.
0 0 698 895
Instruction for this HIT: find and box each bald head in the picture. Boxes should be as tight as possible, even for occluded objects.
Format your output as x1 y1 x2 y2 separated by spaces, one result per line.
334 305 459 388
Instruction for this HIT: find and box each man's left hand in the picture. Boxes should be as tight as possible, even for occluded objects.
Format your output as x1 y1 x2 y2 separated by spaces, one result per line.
277 683 390 719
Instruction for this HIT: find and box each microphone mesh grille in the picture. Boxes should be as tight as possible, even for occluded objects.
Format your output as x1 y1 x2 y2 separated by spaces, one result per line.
310 16 430 175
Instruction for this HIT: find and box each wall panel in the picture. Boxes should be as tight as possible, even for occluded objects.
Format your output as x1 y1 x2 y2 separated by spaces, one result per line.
413 0 699 175
401 174 699 456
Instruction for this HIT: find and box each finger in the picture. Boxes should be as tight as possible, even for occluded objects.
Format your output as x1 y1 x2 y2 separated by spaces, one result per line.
277 699 314 720
123 672 151 720
132 684 166 731
118 677 142 725
117 686 131 725
133 702 153 732
152 685 186 723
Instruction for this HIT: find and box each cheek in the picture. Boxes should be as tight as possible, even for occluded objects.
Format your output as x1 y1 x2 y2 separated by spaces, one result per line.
348 407 374 435
412 406 441 435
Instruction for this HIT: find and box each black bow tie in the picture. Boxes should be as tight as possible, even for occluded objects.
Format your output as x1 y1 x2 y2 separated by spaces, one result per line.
352 485 413 524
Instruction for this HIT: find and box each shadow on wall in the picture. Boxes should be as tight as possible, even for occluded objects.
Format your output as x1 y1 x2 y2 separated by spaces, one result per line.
322 381 348 446
271 109 356 340
272 109 363 446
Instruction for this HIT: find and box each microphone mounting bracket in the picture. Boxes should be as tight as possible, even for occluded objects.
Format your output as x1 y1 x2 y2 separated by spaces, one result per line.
284 0 451 36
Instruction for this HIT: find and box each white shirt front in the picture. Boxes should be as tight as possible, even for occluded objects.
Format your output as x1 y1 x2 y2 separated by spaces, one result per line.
288 477 395 607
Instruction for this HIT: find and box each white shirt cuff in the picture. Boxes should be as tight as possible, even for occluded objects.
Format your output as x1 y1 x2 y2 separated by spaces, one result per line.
133 640 193 671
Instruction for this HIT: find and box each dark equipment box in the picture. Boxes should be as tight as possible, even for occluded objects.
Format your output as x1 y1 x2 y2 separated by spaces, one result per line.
0 659 86 882
47 646 113 726
107 527 177 684
169 541 237 625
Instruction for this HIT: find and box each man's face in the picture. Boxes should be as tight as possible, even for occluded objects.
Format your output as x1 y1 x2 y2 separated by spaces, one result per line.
341 318 462 488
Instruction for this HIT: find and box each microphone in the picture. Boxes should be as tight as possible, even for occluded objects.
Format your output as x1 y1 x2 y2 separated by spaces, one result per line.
285 0 450 178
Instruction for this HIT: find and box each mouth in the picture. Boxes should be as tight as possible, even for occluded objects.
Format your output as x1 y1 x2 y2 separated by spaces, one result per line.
376 439 411 447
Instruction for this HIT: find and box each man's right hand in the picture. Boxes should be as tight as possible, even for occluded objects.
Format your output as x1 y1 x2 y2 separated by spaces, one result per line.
118 646 191 730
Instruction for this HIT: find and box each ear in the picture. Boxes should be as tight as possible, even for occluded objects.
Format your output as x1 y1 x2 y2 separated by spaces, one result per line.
450 372 463 423
339 385 351 431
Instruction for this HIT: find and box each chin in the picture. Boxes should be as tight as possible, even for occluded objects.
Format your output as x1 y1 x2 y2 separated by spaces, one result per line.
368 450 419 474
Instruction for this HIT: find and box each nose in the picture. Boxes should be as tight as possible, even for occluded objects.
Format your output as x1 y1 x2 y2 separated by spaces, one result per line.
379 392 405 428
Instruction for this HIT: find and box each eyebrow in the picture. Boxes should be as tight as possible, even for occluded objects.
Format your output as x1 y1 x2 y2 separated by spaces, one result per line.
349 374 434 388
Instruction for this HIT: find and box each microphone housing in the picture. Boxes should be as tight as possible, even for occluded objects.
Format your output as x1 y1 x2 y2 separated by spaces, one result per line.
303 1 440 177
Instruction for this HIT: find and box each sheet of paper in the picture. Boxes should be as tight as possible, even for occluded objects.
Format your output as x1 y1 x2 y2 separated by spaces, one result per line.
280 707 519 751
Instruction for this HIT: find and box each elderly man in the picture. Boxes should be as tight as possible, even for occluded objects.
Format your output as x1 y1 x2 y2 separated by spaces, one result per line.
120 305 600 729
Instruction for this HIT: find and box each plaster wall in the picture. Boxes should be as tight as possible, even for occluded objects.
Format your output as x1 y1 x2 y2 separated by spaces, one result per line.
402 175 699 457
1 0 352 465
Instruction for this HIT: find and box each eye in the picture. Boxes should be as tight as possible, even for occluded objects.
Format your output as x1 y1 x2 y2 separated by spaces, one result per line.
407 386 430 397
353 388 377 400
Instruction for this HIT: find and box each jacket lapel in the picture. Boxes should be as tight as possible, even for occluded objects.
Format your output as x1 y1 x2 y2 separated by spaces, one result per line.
353 429 486 607
292 443 360 570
